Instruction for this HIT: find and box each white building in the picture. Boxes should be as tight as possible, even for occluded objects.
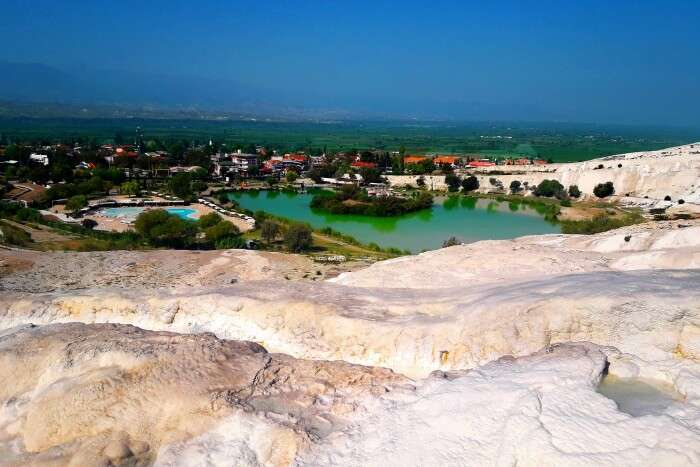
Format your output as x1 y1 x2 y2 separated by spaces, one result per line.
29 153 49 166
230 153 260 173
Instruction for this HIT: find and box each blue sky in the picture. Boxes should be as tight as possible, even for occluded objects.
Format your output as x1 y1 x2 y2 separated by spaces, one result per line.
1 0 699 126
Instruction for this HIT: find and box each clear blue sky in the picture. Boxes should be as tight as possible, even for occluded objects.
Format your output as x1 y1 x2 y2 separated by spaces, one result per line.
1 0 699 126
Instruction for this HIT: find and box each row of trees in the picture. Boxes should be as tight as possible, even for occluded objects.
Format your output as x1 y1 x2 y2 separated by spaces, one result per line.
444 173 614 201
442 174 480 193
534 179 613 199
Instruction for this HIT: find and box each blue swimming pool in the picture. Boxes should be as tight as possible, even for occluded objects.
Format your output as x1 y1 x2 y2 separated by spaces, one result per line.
102 206 198 220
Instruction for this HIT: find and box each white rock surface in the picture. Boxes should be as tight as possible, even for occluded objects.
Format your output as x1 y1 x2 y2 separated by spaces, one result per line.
300 343 700 467
1 220 700 465
0 323 405 465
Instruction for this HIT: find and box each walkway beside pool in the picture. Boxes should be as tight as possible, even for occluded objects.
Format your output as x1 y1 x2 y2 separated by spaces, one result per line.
49 193 254 233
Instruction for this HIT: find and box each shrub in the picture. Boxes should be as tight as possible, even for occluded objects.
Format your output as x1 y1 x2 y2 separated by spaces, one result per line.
560 213 642 234
15 207 43 223
215 235 245 249
416 175 426 187
679 199 685 204
568 185 581 198
198 212 222 229
461 175 479 192
442 236 460 248
204 220 239 243
664 195 672 201
0 222 31 246
284 223 313 252
81 218 98 229
509 180 522 193
261 220 280 244
285 171 298 183
560 199 572 207
134 209 197 247
216 192 230 204
593 181 615 198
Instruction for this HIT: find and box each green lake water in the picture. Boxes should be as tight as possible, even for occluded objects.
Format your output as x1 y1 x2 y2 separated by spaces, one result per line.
229 190 560 253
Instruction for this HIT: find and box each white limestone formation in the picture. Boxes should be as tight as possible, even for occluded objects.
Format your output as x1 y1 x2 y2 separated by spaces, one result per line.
388 142 700 204
1 219 699 465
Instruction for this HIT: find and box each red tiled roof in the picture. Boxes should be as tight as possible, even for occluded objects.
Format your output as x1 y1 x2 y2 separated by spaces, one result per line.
433 156 460 165
351 161 377 168
284 154 307 162
468 160 496 167
403 156 427 164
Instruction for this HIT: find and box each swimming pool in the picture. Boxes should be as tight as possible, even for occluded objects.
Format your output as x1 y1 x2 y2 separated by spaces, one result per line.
101 206 198 221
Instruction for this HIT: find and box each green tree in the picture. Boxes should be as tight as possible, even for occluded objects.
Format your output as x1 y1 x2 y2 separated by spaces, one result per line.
261 220 280 245
120 181 140 197
198 212 222 229
65 195 88 212
204 220 239 243
416 175 426 188
461 175 479 192
168 172 193 199
285 171 298 183
534 179 565 198
444 173 461 192
509 180 522 193
134 209 171 238
307 169 322 183
135 209 197 247
593 181 615 198
568 185 582 198
284 223 313 252
360 167 384 184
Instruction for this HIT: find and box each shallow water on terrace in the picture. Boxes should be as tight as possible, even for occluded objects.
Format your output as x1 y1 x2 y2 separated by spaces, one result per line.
229 190 560 253
597 375 684 417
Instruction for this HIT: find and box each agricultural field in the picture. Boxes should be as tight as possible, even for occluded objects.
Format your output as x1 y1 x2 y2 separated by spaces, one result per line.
0 117 696 162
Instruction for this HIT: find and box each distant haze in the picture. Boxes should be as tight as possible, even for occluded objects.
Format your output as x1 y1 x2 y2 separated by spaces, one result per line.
1 0 699 128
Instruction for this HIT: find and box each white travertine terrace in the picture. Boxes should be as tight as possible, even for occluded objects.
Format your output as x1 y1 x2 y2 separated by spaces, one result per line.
387 142 700 204
1 220 700 464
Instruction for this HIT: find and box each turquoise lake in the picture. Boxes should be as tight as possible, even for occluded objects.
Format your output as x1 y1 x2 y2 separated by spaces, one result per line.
229 190 560 253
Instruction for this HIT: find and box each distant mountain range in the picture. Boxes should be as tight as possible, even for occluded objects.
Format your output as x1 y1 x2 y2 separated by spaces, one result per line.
1 61 699 133
0 61 360 121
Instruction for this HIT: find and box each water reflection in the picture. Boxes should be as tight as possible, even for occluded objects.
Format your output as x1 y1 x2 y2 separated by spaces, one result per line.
228 190 559 252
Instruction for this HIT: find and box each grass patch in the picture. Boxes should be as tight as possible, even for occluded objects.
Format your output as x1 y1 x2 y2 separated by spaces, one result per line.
247 210 406 259
559 211 645 234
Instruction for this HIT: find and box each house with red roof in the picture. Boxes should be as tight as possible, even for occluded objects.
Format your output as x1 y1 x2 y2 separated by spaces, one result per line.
403 155 428 165
351 161 377 169
433 155 462 167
